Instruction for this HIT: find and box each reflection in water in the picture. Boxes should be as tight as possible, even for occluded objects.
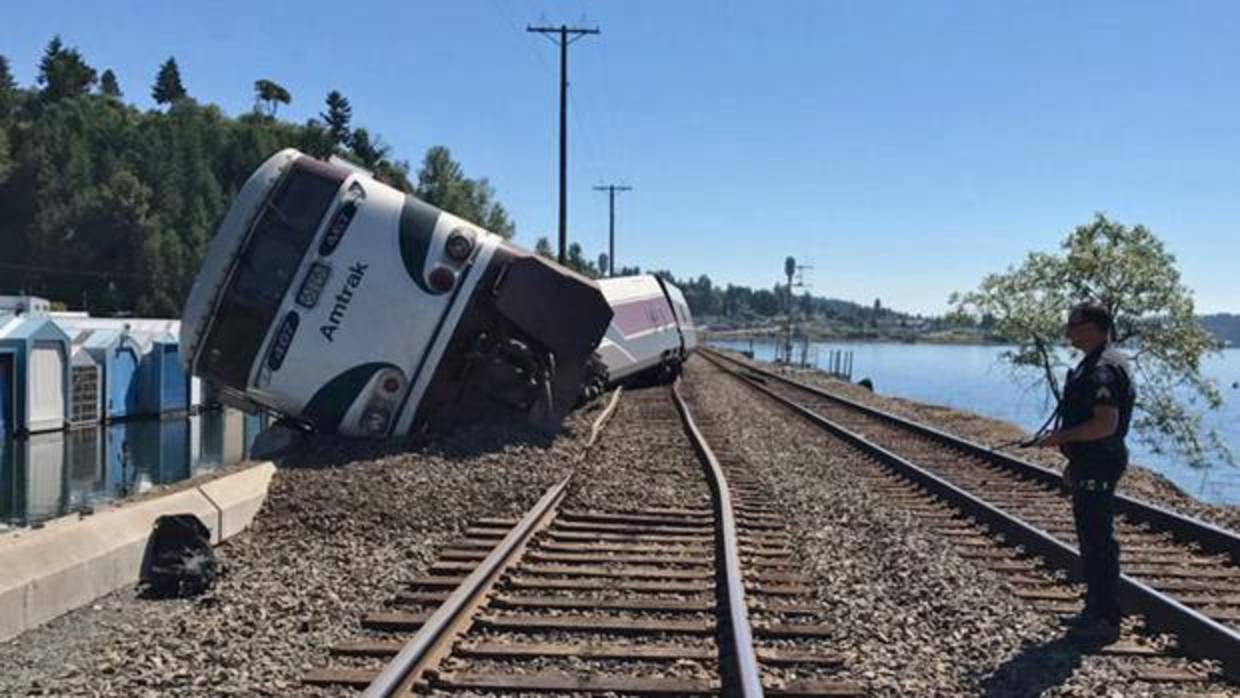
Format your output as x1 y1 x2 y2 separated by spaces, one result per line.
0 408 266 527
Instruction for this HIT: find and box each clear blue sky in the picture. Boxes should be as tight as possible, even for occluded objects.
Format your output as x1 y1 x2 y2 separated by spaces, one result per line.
5 1 1238 314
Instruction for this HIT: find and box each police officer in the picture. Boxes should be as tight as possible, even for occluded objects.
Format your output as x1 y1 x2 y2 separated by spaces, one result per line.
1036 302 1135 645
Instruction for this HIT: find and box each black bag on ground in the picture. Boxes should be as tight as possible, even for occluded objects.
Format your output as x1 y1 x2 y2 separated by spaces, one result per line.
140 514 218 598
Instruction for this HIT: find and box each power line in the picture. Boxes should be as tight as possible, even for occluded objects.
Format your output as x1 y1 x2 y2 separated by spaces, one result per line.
527 24 600 265
593 184 632 276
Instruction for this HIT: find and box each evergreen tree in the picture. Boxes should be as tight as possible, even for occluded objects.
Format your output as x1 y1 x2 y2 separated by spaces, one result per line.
299 118 335 158
534 237 553 258
348 127 387 168
253 79 290 116
415 146 515 238
37 35 97 102
0 55 15 117
99 69 122 98
0 42 514 316
565 242 598 277
321 90 352 146
151 57 187 105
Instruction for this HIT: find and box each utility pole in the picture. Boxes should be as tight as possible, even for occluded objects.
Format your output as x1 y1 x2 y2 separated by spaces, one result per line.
593 184 631 276
527 23 600 265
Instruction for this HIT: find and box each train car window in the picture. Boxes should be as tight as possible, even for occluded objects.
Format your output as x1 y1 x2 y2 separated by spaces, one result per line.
200 295 270 388
197 163 342 390
272 162 343 236
233 232 302 307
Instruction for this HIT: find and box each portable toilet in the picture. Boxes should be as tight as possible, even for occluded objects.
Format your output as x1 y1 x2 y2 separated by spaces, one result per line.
0 330 12 436
68 346 101 426
140 334 189 415
81 329 142 421
0 316 70 434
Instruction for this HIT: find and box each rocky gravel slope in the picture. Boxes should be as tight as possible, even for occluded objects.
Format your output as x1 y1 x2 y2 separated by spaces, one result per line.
682 358 1236 696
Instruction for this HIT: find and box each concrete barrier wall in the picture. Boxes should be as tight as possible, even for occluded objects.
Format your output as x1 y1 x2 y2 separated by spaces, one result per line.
0 461 275 643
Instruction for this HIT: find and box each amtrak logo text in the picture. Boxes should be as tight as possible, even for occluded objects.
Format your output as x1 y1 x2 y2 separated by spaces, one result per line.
320 262 368 342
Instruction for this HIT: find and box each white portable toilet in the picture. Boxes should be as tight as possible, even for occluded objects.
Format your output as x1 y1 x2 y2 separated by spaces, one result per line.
0 316 71 434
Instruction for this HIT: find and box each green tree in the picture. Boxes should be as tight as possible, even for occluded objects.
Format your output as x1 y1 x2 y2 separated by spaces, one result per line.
37 35 97 102
415 146 515 238
99 68 122 98
298 118 335 158
151 57 187 105
952 214 1228 467
253 79 290 116
321 89 352 146
564 242 598 277
0 41 506 316
348 127 388 168
0 55 16 117
534 237 553 258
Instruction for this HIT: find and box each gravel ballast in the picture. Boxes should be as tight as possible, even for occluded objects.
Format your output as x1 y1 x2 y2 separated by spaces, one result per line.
683 358 1236 696
724 350 1240 534
0 407 602 697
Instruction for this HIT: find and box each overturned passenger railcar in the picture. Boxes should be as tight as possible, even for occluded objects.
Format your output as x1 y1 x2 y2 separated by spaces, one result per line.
180 149 613 437
592 274 698 389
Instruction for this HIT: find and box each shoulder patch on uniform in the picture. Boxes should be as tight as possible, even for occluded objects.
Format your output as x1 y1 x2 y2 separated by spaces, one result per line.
1093 365 1116 384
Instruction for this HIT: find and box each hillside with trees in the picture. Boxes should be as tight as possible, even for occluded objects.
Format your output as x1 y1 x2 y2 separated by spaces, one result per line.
1201 314 1240 347
0 37 514 317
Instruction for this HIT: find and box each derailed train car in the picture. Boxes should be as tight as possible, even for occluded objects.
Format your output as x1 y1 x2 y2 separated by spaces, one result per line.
589 274 698 394
180 149 613 437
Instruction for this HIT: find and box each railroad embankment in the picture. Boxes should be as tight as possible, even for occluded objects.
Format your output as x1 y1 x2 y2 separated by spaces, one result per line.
729 351 1240 534
0 359 1235 696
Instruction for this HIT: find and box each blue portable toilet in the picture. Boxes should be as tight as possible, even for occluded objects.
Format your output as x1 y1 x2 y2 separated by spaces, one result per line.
140 334 189 415
81 329 142 421
0 316 70 434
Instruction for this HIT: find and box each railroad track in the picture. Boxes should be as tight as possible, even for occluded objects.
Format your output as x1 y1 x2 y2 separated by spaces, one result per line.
304 384 864 696
701 346 1240 684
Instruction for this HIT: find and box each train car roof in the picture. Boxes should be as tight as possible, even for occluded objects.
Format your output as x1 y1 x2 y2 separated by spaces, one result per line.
597 274 666 303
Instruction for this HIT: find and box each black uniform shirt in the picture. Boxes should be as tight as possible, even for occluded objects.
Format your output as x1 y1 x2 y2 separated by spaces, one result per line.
1060 345 1135 478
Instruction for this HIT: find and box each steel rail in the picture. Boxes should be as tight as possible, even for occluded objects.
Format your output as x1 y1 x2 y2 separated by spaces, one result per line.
363 388 623 697
704 350 1240 680
671 378 765 698
702 347 1240 564
362 477 569 697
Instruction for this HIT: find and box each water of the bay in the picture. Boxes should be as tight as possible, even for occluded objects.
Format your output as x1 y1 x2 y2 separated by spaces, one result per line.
711 339 1240 506
1 409 268 528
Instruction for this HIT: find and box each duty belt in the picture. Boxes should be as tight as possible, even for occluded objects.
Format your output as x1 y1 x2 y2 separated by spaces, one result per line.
1076 479 1114 492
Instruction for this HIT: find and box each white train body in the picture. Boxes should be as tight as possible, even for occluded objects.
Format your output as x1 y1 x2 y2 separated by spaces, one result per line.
181 149 612 437
595 275 698 385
